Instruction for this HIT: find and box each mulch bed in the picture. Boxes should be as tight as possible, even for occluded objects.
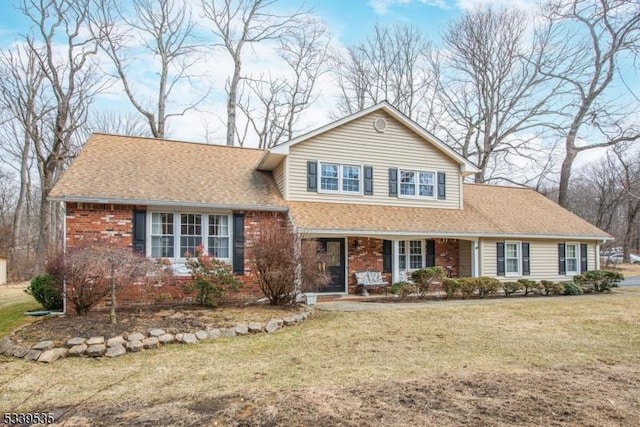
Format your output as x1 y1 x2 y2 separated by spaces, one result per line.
11 303 303 348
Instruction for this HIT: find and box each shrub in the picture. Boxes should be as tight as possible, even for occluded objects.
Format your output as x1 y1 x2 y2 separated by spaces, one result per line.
563 282 583 295
185 246 242 307
458 278 476 298
25 274 63 311
411 267 445 299
390 282 415 300
442 278 460 298
476 277 500 298
573 270 623 293
502 281 523 296
539 280 564 296
518 279 541 296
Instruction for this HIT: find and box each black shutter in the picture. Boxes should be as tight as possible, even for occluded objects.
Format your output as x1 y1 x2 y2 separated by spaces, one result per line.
497 242 505 276
307 161 317 192
522 242 530 276
233 213 245 275
364 166 374 195
437 172 446 200
558 243 566 275
132 210 146 254
426 239 436 267
382 240 392 273
580 243 588 273
389 168 398 197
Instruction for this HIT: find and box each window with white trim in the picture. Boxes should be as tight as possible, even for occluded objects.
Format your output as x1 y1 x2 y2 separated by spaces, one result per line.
505 242 520 276
566 243 579 274
319 162 361 194
149 212 232 262
399 240 425 270
399 170 435 198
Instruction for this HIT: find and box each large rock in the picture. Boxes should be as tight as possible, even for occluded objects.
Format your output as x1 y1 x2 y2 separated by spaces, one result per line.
11 346 28 358
68 344 88 357
207 328 221 339
24 349 42 361
158 333 175 344
0 337 12 354
265 320 280 334
107 336 125 347
142 337 159 349
32 340 54 351
283 317 297 326
180 333 197 344
148 328 165 337
86 336 105 346
38 348 67 363
195 330 208 341
219 328 236 338
66 337 86 347
126 340 143 353
86 344 106 357
235 324 249 335
248 322 263 333
105 345 126 358
126 332 146 342
274 319 284 327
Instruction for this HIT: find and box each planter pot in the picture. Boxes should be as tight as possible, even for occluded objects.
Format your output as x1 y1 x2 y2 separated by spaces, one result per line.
305 294 317 305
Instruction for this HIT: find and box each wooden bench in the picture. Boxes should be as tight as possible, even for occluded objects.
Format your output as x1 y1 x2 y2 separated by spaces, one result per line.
355 271 389 296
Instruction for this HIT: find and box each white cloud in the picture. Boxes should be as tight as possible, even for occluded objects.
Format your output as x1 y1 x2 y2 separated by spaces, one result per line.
455 0 539 12
368 0 449 16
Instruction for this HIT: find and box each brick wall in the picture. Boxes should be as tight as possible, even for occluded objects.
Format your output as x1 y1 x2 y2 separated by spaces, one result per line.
434 239 460 278
347 237 390 294
66 202 140 249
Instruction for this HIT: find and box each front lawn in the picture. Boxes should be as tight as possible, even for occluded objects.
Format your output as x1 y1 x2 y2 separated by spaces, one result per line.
1 288 640 425
0 284 40 338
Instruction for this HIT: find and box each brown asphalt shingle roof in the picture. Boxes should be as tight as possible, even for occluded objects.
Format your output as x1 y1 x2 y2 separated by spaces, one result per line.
287 184 611 239
49 133 287 210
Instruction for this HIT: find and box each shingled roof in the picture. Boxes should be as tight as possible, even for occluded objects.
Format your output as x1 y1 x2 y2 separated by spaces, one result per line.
49 134 287 210
287 184 611 239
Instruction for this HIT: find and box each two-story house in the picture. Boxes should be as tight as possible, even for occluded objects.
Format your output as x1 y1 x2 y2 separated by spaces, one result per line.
50 102 611 302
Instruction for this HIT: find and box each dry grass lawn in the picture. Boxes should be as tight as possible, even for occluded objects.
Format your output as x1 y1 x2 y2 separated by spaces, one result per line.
0 283 40 337
1 289 640 425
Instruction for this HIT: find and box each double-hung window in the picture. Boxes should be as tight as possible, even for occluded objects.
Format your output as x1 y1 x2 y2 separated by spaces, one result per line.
399 240 424 270
319 162 361 194
505 241 520 276
565 243 579 274
399 170 435 198
149 212 231 262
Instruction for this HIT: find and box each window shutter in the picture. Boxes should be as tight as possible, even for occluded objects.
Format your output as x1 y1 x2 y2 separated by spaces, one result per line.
497 242 505 276
233 213 245 275
382 240 392 273
307 161 317 192
389 168 398 197
522 242 530 276
426 239 436 267
558 243 566 275
580 243 588 273
437 172 446 200
364 166 374 195
132 210 146 254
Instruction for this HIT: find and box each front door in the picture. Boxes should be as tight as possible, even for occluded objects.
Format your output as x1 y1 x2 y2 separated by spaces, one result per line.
317 238 346 293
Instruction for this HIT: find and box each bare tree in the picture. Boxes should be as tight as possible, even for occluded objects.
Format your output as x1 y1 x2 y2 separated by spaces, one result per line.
201 0 306 146
613 145 640 260
433 6 562 183
88 109 153 137
333 23 436 125
20 0 104 274
542 0 640 207
92 0 202 138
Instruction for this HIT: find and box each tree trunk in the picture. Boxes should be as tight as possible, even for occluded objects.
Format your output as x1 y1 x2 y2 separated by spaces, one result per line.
10 135 32 279
227 55 242 147
34 187 51 276
110 269 117 324
558 140 578 209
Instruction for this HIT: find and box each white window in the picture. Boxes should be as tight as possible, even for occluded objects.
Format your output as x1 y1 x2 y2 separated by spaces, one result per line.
399 240 425 271
505 241 521 276
319 162 362 194
148 212 232 262
566 243 579 274
399 170 435 199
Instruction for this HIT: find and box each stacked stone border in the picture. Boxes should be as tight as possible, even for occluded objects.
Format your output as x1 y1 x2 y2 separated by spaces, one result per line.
0 309 313 363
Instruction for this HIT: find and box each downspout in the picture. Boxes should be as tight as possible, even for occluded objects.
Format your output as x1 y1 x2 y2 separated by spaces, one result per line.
62 202 67 315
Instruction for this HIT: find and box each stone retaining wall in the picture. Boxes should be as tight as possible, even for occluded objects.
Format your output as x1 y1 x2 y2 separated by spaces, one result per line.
0 309 313 363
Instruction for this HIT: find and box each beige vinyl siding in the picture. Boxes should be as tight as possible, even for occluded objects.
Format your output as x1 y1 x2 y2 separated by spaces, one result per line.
458 240 472 277
273 160 286 198
480 238 597 282
286 111 462 208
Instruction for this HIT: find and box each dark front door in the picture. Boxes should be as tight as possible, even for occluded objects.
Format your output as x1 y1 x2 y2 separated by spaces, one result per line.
318 238 346 293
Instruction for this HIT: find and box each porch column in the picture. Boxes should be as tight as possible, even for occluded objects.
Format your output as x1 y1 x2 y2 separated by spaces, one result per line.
472 239 480 277
392 240 400 283
595 241 601 270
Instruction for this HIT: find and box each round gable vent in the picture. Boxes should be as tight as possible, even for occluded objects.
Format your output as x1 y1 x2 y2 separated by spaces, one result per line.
373 117 388 133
